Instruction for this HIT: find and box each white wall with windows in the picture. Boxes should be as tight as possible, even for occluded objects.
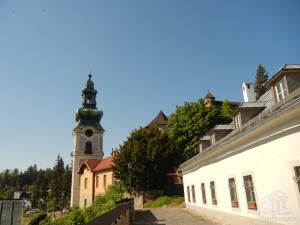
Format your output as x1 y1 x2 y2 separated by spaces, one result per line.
183 122 300 225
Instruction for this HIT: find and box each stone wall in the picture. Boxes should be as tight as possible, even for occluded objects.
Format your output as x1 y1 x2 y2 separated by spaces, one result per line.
84 200 134 225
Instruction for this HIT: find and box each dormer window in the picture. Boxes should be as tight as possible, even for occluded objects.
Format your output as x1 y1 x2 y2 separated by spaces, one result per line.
234 113 242 128
275 79 287 102
211 133 216 144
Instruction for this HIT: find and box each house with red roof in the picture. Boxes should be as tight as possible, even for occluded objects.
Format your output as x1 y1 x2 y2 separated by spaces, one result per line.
77 151 118 208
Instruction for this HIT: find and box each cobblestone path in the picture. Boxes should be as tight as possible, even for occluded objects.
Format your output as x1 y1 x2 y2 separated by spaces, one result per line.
131 208 227 225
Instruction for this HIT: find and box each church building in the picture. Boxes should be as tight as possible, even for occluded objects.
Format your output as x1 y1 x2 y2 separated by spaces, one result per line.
70 74 105 207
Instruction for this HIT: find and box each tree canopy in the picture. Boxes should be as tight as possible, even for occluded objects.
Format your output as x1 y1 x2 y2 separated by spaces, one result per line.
0 156 71 211
254 64 269 100
167 98 229 160
113 126 180 191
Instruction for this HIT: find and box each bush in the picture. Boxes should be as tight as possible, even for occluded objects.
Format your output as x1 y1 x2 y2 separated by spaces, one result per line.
50 182 126 224
28 213 47 225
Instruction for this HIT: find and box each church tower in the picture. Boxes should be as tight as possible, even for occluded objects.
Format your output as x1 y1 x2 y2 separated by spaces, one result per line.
70 73 104 207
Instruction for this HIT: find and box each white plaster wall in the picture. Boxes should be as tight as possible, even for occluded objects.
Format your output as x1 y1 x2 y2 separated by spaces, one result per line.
183 126 300 225
71 128 104 207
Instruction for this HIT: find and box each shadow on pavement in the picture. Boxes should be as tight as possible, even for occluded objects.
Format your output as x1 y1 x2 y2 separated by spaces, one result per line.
131 210 166 225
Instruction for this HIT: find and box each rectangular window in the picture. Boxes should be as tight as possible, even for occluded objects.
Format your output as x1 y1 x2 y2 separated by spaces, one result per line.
96 175 99 188
191 185 196 203
84 199 87 206
210 181 217 205
275 79 287 102
228 178 239 208
293 166 300 194
243 175 257 210
211 134 216 144
187 186 191 203
84 178 88 189
234 113 242 128
103 175 107 188
201 183 207 204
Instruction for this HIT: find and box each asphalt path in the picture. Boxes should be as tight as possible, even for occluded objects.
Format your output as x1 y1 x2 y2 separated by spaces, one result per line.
131 208 228 225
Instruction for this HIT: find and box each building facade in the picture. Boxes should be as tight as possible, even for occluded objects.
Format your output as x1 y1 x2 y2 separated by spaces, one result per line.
71 74 105 207
78 152 117 208
180 65 300 225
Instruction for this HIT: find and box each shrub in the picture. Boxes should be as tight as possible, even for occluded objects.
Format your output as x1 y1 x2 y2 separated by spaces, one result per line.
28 213 47 225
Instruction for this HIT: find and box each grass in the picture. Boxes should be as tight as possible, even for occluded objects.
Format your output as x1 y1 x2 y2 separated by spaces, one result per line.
144 196 184 208
22 216 32 225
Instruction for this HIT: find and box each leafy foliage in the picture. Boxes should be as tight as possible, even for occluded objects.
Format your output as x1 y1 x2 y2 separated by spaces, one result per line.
49 182 126 225
167 98 228 160
28 213 48 225
254 64 269 100
113 127 181 191
221 99 233 120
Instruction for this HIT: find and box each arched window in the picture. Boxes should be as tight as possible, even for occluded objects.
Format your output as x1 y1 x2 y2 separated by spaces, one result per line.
85 141 92 154
87 96 92 104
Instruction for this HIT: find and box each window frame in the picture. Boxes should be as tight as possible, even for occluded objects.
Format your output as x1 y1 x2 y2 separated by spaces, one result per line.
234 113 242 128
187 186 191 203
96 175 99 188
211 133 216 145
191 184 196 203
290 160 300 206
209 180 217 206
84 178 88 189
227 176 240 210
103 174 107 188
85 141 93 154
242 172 258 212
201 182 207 205
274 78 288 102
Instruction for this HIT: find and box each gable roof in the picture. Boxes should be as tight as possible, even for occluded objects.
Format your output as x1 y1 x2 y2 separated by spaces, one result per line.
94 156 114 172
265 64 300 86
78 156 114 174
146 110 168 127
78 159 101 173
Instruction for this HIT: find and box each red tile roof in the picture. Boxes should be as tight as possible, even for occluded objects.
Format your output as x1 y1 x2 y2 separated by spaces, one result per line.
78 156 115 174
78 159 101 174
94 156 114 172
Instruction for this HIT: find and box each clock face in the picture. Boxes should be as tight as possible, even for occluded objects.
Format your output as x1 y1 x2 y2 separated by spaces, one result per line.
85 129 93 137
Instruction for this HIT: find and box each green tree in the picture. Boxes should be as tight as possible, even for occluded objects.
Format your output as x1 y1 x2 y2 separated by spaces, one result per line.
50 155 65 211
167 98 227 160
61 165 72 209
221 99 233 123
254 64 269 100
23 164 38 186
113 127 180 191
31 169 50 210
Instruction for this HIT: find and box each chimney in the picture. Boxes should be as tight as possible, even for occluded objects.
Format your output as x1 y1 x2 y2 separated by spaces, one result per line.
241 82 256 102
112 148 118 158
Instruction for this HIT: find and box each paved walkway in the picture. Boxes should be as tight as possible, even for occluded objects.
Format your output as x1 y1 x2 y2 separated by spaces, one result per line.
131 208 227 225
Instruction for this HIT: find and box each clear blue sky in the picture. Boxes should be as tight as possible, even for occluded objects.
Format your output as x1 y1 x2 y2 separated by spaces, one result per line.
0 0 299 172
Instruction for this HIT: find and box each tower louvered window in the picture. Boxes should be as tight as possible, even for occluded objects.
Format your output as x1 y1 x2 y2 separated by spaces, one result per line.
85 141 92 154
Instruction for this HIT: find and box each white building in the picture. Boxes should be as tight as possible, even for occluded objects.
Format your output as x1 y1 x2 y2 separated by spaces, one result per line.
179 64 300 225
